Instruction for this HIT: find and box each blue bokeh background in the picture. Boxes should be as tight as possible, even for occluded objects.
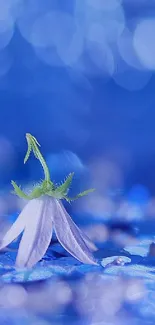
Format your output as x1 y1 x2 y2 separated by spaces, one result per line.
0 0 155 197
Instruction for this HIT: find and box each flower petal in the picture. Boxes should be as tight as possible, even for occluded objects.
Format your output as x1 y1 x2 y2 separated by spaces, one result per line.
59 202 97 252
54 200 98 265
16 197 53 268
0 200 35 250
78 229 98 252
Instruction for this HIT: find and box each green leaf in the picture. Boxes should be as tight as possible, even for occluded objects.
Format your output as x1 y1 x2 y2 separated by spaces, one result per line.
11 181 31 200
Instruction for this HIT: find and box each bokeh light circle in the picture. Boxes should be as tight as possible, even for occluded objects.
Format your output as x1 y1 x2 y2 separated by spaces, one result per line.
118 27 145 70
88 0 122 11
133 19 155 70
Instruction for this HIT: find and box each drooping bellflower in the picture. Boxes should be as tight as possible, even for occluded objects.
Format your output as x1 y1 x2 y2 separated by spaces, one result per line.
0 134 98 268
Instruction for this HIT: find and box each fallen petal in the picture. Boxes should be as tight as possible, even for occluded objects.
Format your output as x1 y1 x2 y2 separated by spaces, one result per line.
16 197 53 268
54 200 98 265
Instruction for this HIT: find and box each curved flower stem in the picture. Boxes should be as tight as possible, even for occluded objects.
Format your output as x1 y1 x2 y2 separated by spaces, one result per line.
34 146 51 183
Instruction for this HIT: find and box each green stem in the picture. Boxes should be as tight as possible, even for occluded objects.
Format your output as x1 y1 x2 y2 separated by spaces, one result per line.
34 145 51 182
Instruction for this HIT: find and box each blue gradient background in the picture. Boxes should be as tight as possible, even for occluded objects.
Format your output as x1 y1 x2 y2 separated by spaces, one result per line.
0 2 155 325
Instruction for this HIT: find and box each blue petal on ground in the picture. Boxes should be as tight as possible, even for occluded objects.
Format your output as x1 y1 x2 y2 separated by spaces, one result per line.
124 238 153 257
0 233 155 325
0 251 100 283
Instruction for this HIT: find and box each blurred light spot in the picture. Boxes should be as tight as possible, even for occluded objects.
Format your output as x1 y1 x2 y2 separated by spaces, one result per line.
111 229 136 247
74 0 125 76
82 224 109 242
17 4 40 43
126 280 145 302
58 27 83 66
87 23 106 43
90 7 125 44
146 198 155 218
27 280 72 312
134 19 155 70
90 158 123 192
88 16 124 45
0 0 14 50
2 0 22 22
16 0 62 46
29 12 59 48
53 281 72 304
76 157 123 217
78 194 115 219
116 201 132 219
121 185 150 220
118 27 145 70
126 204 143 220
87 41 115 77
20 9 84 66
88 0 122 10
0 0 21 10
0 285 27 307
46 150 86 179
76 275 125 319
32 11 81 46
75 1 125 43
113 53 152 91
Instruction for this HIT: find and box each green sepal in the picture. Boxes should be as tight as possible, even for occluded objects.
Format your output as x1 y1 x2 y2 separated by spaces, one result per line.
11 181 31 200
28 186 43 199
53 173 74 198
65 188 95 202
42 180 55 192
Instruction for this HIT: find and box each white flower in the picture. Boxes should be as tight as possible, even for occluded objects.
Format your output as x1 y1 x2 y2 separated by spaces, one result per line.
0 196 98 268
